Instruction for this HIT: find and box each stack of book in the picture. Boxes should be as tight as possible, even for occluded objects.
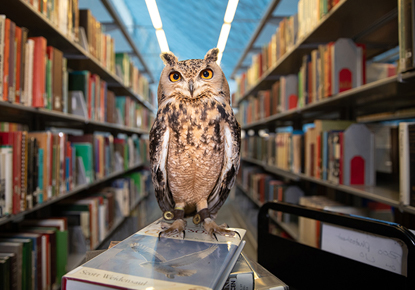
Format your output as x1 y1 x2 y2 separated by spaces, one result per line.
0 125 147 217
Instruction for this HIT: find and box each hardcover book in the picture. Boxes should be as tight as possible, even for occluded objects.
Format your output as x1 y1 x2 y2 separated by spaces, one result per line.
62 219 246 290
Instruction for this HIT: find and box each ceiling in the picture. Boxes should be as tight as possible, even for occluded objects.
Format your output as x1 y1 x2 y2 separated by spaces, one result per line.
79 0 299 89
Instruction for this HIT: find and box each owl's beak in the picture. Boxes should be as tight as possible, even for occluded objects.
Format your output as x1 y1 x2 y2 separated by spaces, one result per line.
188 80 194 97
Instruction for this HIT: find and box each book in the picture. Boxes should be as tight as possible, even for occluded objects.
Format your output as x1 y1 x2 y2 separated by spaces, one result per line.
29 37 47 108
62 219 246 290
0 241 23 290
399 122 415 205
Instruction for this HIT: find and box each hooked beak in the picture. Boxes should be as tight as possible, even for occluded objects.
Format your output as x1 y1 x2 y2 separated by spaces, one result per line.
188 80 194 97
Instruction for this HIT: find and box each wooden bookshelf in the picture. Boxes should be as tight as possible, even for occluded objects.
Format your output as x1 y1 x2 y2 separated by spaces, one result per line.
242 157 415 215
235 0 398 103
0 0 156 112
0 162 146 226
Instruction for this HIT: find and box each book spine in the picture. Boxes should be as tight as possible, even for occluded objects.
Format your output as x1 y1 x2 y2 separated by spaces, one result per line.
30 37 47 108
0 16 5 101
399 123 410 205
3 18 9 101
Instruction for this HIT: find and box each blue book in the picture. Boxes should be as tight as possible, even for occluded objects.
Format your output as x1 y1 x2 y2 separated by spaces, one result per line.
62 219 246 290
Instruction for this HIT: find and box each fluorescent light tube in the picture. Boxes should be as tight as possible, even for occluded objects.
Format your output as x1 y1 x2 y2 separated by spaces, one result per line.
156 29 169 52
217 23 231 53
224 0 239 23
145 0 163 29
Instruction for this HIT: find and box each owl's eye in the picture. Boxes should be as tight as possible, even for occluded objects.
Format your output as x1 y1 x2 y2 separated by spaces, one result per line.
169 72 181 82
200 69 213 79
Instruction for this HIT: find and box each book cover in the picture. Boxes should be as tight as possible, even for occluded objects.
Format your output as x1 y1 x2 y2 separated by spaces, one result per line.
62 219 246 290
3 18 10 101
29 36 47 108
0 241 22 290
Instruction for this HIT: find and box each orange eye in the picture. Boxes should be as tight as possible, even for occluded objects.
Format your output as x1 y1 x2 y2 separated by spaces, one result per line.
169 72 181 82
200 69 213 79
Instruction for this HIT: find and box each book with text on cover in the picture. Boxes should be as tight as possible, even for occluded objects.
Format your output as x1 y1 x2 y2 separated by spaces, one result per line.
62 219 246 290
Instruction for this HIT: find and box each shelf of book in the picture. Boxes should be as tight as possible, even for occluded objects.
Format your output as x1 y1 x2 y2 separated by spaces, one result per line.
66 191 148 272
0 100 149 135
236 183 300 240
0 162 145 226
240 75 415 130
98 0 155 84
241 157 415 215
236 0 398 104
0 0 156 112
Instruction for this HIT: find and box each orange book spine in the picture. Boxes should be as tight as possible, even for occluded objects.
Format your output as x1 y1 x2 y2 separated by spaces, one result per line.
29 37 47 107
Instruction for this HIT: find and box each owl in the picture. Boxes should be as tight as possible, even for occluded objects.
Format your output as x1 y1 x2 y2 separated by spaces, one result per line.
149 48 241 239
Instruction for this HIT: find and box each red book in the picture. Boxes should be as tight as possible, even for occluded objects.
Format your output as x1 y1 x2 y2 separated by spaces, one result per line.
14 26 22 103
3 18 10 101
29 37 47 107
258 53 263 78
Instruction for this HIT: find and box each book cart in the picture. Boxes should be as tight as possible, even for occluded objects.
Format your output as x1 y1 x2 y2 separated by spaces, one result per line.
232 0 415 244
258 201 415 290
0 0 154 277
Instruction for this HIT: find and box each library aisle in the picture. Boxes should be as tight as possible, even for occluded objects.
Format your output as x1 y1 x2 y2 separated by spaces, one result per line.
1 0 415 289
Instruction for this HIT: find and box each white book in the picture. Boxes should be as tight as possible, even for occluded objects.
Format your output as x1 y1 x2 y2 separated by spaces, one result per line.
25 39 34 106
59 0 68 36
399 122 415 205
0 147 12 216
0 15 5 101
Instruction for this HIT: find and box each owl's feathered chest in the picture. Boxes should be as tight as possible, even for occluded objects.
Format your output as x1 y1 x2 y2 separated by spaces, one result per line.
161 98 231 151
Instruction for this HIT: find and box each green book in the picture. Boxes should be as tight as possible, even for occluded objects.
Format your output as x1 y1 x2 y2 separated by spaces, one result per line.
22 227 67 285
68 71 89 102
73 143 94 183
115 97 126 125
0 238 32 290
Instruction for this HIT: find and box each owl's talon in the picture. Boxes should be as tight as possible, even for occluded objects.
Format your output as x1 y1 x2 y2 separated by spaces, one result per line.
212 232 218 241
234 231 241 240
182 230 186 239
158 219 186 239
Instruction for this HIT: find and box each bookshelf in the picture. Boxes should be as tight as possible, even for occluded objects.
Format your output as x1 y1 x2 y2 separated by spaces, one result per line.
233 0 415 234
0 0 155 112
0 162 145 226
0 0 155 239
66 191 148 271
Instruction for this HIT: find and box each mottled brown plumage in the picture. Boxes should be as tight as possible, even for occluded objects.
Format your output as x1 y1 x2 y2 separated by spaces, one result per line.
150 48 241 238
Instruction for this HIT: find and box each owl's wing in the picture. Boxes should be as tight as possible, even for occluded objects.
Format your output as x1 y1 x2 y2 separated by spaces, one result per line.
150 116 174 212
208 117 241 214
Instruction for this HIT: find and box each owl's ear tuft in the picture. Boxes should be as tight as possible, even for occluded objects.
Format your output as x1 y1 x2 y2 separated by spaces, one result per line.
160 51 178 66
204 48 219 63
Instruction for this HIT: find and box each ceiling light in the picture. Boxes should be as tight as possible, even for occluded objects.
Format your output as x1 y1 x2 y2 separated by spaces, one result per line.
145 0 163 29
224 0 239 23
217 23 231 53
156 29 169 52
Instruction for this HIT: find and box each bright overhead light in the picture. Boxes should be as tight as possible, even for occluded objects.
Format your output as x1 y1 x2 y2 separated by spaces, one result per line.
217 51 223 65
145 0 163 29
217 23 231 53
224 0 239 23
156 29 169 52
